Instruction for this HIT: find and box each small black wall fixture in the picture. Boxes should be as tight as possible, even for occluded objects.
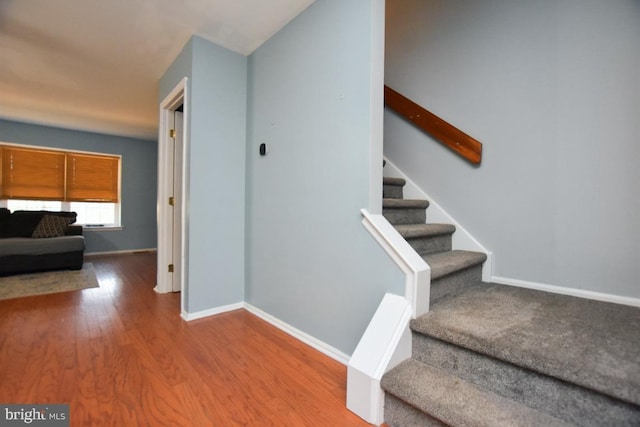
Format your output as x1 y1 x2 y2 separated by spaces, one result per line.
259 143 267 156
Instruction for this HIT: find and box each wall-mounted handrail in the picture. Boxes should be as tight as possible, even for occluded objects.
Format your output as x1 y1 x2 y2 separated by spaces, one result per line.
384 86 482 165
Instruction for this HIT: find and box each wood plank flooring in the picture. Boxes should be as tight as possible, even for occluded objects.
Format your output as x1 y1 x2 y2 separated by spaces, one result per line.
0 253 370 426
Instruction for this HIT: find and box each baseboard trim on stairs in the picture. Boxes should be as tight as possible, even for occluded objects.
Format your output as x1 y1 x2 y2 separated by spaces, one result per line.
181 302 245 321
383 158 494 282
493 276 640 308
244 303 350 365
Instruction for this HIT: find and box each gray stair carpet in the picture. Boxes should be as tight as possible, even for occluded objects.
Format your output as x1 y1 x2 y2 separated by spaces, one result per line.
412 283 640 407
394 223 456 240
383 198 430 225
382 359 570 427
423 250 487 280
379 175 640 426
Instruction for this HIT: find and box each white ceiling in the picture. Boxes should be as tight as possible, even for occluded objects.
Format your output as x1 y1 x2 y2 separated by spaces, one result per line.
0 0 314 139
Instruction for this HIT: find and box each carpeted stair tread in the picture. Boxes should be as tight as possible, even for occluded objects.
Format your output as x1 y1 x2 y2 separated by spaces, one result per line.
411 283 640 406
383 176 406 186
423 250 487 280
383 198 430 209
394 223 456 239
382 359 570 427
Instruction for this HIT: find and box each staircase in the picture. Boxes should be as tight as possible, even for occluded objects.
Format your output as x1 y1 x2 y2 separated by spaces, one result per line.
379 176 640 426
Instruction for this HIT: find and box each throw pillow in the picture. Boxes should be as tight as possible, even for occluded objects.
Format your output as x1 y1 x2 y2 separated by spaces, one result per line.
32 214 71 238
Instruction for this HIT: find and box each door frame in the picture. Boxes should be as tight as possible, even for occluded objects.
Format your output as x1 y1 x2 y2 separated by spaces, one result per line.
156 78 189 315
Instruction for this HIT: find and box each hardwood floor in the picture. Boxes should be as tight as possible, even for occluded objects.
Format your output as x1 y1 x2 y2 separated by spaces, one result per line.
0 253 370 426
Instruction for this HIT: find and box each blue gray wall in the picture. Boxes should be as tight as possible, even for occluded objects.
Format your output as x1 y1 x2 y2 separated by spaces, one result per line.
246 0 404 355
159 36 247 313
385 0 640 299
0 118 157 253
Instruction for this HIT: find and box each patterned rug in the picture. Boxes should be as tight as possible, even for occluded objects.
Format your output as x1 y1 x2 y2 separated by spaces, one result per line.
0 263 99 300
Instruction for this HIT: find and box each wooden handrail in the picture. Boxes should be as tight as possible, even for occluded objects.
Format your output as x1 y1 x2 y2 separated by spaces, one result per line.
384 86 482 165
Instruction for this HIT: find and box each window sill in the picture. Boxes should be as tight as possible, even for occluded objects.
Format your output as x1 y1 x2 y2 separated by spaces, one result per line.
82 225 124 232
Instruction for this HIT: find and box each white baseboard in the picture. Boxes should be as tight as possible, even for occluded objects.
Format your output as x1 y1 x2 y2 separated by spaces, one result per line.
181 302 244 321
244 303 350 365
178 301 350 365
493 276 640 308
85 248 157 256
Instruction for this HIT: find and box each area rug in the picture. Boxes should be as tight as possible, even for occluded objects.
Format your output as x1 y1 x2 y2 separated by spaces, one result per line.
0 263 99 300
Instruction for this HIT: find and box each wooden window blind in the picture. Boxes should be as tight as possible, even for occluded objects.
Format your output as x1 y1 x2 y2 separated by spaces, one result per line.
0 145 120 203
67 153 119 202
1 146 66 200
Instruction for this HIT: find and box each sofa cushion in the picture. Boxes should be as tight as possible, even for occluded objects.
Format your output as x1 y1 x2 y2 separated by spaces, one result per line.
0 208 10 238
0 236 85 256
32 214 72 238
8 211 77 237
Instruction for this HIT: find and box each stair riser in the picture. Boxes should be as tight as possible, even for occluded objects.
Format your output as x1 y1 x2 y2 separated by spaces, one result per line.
382 208 426 225
430 265 483 305
411 334 640 426
385 394 447 427
383 184 403 199
406 235 452 256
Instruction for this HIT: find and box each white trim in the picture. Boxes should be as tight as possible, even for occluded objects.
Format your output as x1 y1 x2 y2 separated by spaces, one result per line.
181 302 244 322
347 293 412 425
156 78 189 306
244 303 350 365
348 209 429 424
85 248 156 256
361 209 430 318
493 276 640 308
383 158 494 282
178 301 350 364
367 0 386 215
83 226 124 232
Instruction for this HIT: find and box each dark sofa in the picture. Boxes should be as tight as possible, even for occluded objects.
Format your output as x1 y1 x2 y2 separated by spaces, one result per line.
0 209 85 275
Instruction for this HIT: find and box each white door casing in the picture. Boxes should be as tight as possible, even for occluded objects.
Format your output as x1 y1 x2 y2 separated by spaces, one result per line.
156 78 189 315
171 110 184 292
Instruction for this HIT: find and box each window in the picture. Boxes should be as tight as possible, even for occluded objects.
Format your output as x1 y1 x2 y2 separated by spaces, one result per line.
1 144 121 227
6 199 62 212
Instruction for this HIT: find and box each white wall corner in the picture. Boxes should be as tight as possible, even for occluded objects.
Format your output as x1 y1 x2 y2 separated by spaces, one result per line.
347 293 412 425
383 158 494 282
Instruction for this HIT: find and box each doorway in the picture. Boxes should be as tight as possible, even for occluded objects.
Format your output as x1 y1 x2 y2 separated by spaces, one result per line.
156 78 188 315
169 108 184 292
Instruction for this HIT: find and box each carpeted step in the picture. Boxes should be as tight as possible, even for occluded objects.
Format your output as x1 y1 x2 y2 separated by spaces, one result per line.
385 394 448 426
423 250 487 303
382 198 429 225
410 283 640 424
411 329 640 426
394 223 456 256
383 177 406 199
382 359 569 427
423 250 487 280
383 176 406 187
